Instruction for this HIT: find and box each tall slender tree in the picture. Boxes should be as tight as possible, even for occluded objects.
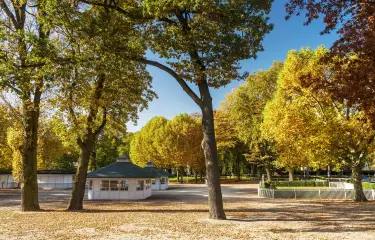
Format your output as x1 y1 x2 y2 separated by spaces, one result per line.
221 62 282 181
262 47 374 200
0 0 57 211
82 0 274 219
285 1 375 128
49 4 155 210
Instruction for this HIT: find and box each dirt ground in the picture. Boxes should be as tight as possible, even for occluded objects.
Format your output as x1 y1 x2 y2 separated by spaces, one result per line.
0 184 374 240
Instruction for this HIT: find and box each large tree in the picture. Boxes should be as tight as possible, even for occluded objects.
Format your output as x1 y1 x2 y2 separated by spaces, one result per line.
0 0 57 211
130 117 170 168
0 103 12 170
130 114 204 182
49 5 155 210
220 62 282 181
214 109 246 180
263 47 374 200
82 0 273 219
285 1 375 128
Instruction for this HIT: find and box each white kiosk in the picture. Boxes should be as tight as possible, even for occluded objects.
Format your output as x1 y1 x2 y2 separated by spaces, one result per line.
144 162 169 190
87 155 154 200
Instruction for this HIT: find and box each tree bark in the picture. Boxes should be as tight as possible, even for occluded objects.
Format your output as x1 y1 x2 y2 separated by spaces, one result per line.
20 95 41 211
288 170 294 181
250 164 255 177
195 171 198 183
236 153 241 180
327 165 331 178
199 80 226 220
352 164 367 202
306 166 310 179
67 73 107 210
265 160 272 181
67 136 95 210
90 149 97 171
178 166 184 184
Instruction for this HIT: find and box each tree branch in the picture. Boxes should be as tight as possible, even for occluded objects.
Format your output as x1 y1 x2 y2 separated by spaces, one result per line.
0 0 18 27
68 69 79 129
135 58 202 107
1 80 23 95
0 92 23 125
94 107 107 136
80 0 178 25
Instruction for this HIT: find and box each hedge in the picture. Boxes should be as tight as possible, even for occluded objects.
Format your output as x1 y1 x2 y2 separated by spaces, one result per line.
363 182 375 189
262 180 328 188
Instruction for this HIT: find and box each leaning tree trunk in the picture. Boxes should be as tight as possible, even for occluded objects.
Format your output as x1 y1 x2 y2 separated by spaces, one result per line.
199 81 226 220
352 163 367 202
68 135 95 210
288 170 294 181
20 95 41 211
68 73 106 211
265 160 272 181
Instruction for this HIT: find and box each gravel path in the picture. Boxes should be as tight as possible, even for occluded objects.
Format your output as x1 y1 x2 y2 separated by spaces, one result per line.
0 184 374 239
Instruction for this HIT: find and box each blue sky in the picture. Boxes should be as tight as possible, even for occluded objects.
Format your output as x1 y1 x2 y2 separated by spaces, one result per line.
126 0 338 132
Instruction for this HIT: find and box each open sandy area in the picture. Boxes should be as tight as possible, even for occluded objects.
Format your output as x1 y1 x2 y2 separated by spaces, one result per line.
0 183 374 240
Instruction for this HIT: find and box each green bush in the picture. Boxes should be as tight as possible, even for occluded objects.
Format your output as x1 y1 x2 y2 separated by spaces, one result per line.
274 180 328 187
310 176 326 180
363 182 375 189
263 180 277 189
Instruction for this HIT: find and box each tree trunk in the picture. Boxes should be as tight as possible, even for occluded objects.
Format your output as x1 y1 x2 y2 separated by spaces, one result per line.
20 97 41 211
352 164 367 202
327 165 331 178
67 73 106 210
236 153 241 180
68 135 95 210
90 149 97 171
288 170 294 181
199 170 203 183
178 166 184 184
199 81 226 220
250 164 255 177
195 171 198 183
265 160 272 181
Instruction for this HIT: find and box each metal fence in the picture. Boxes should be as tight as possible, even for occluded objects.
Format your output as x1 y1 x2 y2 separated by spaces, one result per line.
258 187 375 200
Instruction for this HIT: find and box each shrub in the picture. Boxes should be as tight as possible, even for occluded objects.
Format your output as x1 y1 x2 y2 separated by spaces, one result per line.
263 180 277 189
274 180 328 188
363 182 375 189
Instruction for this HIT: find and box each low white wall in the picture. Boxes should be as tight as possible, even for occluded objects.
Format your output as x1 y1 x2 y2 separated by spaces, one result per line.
329 182 354 190
0 174 17 188
37 174 74 189
151 177 168 190
88 178 152 200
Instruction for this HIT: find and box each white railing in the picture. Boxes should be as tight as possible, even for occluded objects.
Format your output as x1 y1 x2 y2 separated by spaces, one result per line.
329 182 354 189
258 187 375 200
